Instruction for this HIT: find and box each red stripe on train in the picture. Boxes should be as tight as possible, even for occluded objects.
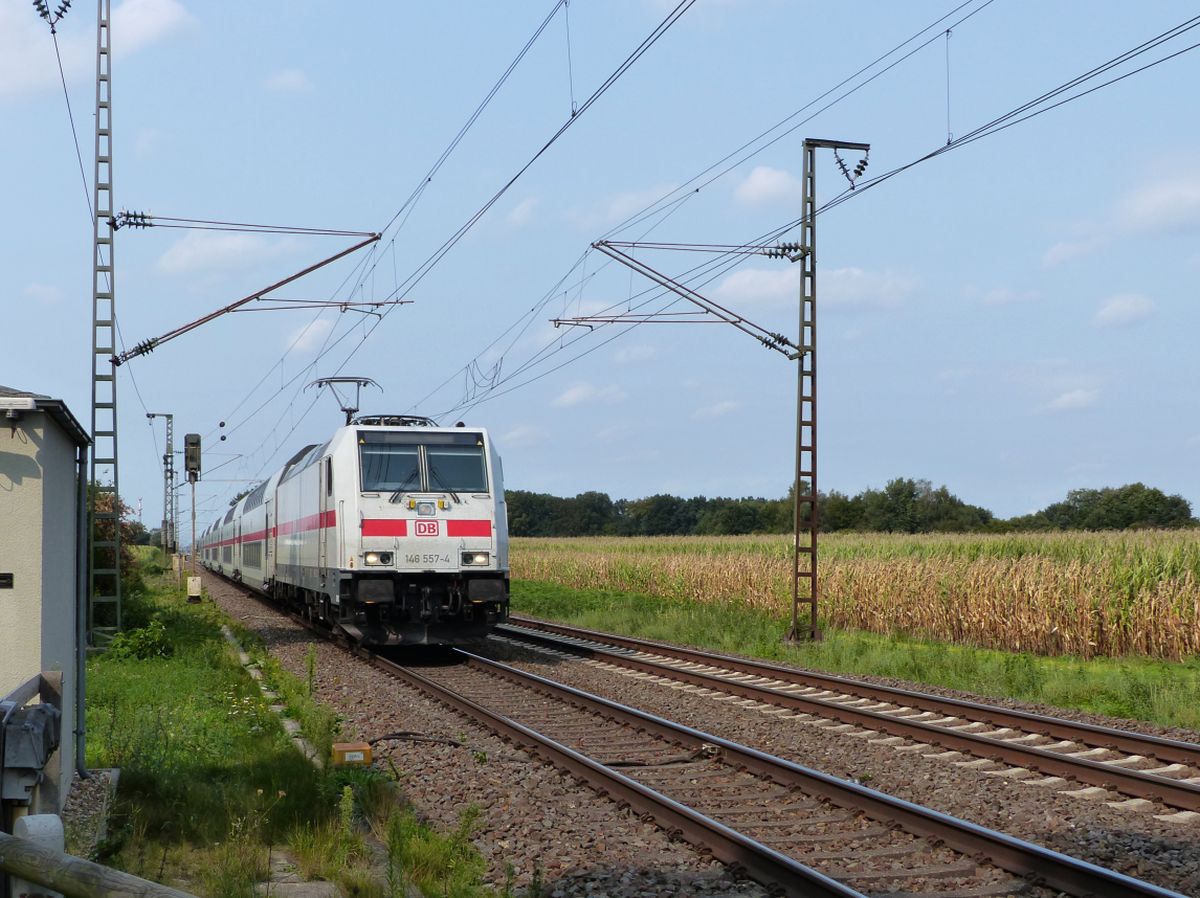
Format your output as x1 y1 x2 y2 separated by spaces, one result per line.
277 510 337 536
446 519 492 537
362 519 408 537
360 519 491 537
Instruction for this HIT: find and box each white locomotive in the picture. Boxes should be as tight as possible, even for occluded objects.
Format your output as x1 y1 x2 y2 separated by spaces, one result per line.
200 416 509 645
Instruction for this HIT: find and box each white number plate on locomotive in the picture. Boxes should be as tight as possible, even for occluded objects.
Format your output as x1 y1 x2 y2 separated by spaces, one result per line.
405 553 451 565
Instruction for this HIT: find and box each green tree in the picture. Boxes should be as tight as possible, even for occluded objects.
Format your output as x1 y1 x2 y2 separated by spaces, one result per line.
1012 483 1195 530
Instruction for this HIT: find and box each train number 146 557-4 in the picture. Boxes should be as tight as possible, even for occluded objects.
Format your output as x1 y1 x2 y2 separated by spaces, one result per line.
405 553 451 566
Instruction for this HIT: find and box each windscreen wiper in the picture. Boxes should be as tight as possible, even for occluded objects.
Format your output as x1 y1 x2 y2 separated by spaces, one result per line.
427 465 460 504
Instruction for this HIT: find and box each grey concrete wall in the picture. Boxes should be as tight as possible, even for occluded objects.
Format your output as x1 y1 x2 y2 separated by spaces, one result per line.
0 410 79 812
0 413 46 696
39 419 78 810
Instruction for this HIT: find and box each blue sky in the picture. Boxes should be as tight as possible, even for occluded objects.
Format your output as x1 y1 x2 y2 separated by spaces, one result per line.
4 0 1199 531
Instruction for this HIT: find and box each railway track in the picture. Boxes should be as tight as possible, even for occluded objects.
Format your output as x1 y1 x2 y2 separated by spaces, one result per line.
366 647 1187 898
208 576 1193 897
496 617 1200 818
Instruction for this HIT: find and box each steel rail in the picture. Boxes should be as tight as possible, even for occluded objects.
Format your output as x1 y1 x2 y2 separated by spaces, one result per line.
357 648 866 898
443 650 1186 898
204 575 1187 898
506 617 1200 766
497 622 1200 812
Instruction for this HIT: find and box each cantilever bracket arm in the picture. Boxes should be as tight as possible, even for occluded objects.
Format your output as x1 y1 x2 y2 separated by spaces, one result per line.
589 241 800 359
112 233 381 365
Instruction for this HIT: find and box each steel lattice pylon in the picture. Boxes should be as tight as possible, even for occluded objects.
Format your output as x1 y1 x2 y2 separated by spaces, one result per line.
89 0 121 641
787 138 870 643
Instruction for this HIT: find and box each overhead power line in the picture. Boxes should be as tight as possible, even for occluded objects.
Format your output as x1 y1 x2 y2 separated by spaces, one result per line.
407 1 1000 418
199 1 700 509
111 212 376 238
380 0 699 306
422 11 1200 423
113 233 380 365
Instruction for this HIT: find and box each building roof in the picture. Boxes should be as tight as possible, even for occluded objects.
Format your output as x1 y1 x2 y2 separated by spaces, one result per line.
0 385 91 448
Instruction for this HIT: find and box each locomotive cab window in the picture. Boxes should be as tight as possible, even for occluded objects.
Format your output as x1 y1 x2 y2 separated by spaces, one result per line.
427 444 487 492
357 430 487 493
359 433 421 492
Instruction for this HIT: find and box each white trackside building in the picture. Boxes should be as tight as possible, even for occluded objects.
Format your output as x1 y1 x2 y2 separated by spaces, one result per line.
200 416 509 644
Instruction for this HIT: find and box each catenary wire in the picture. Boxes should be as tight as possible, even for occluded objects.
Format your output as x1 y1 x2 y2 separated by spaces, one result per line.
205 0 700 506
423 14 1200 420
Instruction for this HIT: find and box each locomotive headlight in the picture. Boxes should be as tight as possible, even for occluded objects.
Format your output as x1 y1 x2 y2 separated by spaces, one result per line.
461 551 490 566
365 551 393 566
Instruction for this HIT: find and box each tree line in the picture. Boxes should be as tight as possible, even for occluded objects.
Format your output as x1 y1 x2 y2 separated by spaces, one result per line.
506 479 1196 537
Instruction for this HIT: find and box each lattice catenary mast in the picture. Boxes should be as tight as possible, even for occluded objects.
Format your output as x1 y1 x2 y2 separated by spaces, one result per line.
89 0 121 640
785 138 870 643
147 413 175 553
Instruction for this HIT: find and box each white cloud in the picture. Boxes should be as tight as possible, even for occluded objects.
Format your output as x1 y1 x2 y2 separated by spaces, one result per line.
938 367 977 382
1041 237 1106 268
24 283 61 305
115 0 191 52
285 318 332 352
734 166 803 206
505 197 538 227
500 425 548 448
1042 173 1200 267
823 267 916 307
596 423 634 442
712 265 914 310
615 344 655 364
1 0 189 102
266 68 312 93
692 400 740 420
1093 293 1153 328
551 383 626 408
981 287 1040 306
134 127 164 158
569 183 677 228
1118 177 1200 235
713 268 799 305
157 232 295 275
1044 388 1099 412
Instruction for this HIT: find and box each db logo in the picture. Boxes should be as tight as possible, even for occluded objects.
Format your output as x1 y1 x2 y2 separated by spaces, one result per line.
415 520 439 537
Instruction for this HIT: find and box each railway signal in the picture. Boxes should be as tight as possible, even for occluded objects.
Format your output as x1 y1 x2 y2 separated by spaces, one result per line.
184 433 201 483
184 432 201 584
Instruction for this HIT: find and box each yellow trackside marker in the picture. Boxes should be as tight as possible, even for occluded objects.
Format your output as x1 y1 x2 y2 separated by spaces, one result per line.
333 742 372 766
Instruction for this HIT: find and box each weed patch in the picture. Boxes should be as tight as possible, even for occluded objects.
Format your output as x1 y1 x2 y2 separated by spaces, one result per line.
86 568 496 896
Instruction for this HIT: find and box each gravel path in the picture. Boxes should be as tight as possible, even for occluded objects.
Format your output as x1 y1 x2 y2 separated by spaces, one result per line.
203 573 769 898
481 635 1200 896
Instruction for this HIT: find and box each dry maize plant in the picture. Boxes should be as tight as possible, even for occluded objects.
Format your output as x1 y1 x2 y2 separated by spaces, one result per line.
511 531 1200 660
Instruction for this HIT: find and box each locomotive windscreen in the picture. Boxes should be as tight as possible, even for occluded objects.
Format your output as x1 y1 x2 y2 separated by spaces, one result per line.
358 430 488 493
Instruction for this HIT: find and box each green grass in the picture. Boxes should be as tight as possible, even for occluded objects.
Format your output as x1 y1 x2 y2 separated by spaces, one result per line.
513 580 1200 731
85 558 497 898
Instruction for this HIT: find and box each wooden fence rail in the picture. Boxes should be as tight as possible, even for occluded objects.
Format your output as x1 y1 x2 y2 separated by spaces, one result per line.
0 830 197 898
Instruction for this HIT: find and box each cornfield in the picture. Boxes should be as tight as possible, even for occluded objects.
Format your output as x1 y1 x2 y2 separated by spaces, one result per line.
510 531 1200 660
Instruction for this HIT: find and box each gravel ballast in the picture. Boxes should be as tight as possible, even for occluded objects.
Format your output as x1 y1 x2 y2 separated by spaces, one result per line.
483 634 1200 896
203 574 769 898
202 573 1199 896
